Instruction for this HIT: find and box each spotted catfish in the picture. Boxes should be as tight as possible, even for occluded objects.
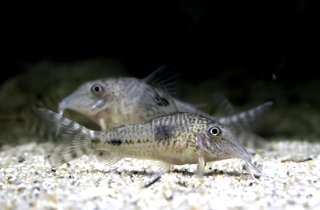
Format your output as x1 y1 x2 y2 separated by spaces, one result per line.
38 104 261 183
58 65 273 131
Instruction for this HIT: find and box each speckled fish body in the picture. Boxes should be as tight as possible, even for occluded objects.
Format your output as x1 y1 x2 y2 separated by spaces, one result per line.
91 113 235 165
38 108 261 177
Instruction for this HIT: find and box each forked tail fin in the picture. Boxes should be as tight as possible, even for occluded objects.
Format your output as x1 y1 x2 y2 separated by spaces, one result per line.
216 101 274 127
37 108 95 167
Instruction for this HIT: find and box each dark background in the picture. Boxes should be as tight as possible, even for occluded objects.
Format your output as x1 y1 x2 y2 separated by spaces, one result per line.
2 0 309 83
1 1 317 142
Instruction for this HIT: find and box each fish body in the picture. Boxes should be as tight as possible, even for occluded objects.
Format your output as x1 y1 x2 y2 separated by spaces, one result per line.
59 77 173 128
38 108 261 178
91 113 232 165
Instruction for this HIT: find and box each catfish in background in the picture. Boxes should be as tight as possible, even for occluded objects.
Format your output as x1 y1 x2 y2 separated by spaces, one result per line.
58 65 273 132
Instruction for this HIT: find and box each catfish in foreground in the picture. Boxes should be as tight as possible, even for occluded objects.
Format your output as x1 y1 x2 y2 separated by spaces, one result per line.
38 106 262 183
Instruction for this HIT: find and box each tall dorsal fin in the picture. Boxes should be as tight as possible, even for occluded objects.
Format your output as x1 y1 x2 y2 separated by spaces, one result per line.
211 92 236 116
137 82 179 120
143 64 181 98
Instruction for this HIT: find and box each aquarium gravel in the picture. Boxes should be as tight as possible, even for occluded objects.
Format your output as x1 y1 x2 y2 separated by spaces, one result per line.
0 140 319 210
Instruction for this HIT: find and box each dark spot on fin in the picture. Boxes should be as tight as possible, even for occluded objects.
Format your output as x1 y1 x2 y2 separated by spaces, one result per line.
137 85 178 119
95 151 122 166
143 64 181 98
154 125 172 142
153 92 170 107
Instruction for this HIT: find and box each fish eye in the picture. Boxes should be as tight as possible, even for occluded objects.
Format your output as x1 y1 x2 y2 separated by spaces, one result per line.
91 84 104 95
208 126 221 136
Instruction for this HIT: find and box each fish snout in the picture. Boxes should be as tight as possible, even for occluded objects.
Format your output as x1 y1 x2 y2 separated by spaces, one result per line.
59 95 77 116
58 100 68 116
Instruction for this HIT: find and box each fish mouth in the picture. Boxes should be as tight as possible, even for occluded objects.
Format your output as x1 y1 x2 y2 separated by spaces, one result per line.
58 99 71 116
58 93 83 116
59 93 107 118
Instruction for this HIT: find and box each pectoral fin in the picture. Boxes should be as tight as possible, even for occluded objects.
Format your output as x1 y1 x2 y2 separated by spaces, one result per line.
142 162 172 188
197 155 206 177
95 151 122 167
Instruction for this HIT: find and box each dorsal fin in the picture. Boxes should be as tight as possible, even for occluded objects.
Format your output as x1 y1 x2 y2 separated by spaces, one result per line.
137 83 179 120
211 92 236 116
143 64 181 98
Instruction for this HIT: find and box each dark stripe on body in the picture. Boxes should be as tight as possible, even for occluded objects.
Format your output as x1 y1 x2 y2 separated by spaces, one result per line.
109 139 122 146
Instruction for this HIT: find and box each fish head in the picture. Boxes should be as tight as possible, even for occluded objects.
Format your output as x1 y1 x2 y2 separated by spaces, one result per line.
193 117 261 177
59 78 141 121
197 121 251 161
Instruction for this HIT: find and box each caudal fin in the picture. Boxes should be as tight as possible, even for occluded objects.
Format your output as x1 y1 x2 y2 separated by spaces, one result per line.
217 101 274 127
37 108 95 167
